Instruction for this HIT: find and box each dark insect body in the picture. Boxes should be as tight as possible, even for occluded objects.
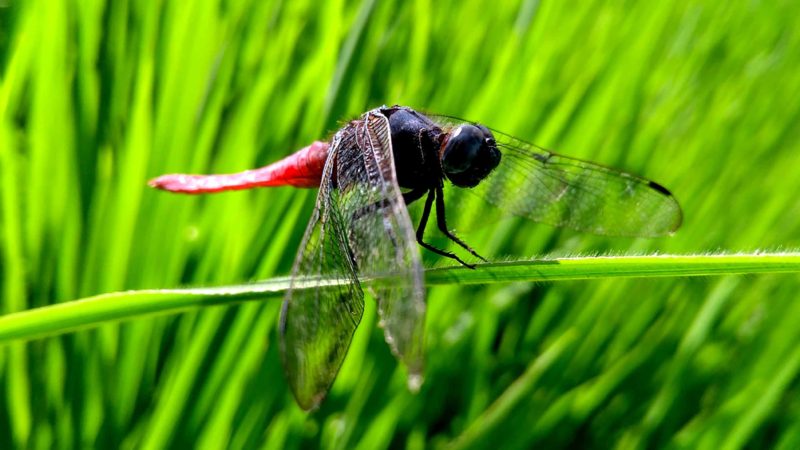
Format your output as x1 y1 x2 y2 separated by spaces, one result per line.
150 105 682 409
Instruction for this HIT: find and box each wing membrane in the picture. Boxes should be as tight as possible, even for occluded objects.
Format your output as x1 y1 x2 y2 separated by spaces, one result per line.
433 115 682 237
280 110 426 410
344 111 426 380
279 144 364 410
481 132 682 236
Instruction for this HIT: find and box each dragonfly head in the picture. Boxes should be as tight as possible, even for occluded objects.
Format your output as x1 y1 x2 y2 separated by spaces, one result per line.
441 124 501 188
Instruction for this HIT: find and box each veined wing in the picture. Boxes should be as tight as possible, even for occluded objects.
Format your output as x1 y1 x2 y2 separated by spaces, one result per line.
279 136 364 411
482 132 682 236
433 116 682 237
280 110 425 410
344 110 426 386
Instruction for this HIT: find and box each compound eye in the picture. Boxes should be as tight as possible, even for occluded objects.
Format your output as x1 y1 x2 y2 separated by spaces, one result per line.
442 126 484 174
441 124 502 188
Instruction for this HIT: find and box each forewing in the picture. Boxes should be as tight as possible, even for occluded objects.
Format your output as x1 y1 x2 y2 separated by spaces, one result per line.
482 133 682 236
432 115 682 237
280 111 426 410
340 111 426 384
280 140 364 411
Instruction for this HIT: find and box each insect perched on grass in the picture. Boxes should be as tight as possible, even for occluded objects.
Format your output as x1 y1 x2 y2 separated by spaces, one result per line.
151 105 682 409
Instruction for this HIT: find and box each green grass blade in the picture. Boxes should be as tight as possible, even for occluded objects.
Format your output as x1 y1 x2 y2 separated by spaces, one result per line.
0 253 798 345
424 253 800 284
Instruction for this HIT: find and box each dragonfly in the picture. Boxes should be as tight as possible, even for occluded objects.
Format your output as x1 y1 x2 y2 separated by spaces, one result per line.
150 105 682 410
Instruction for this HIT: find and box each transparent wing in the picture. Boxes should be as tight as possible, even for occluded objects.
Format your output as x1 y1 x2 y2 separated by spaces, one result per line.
280 110 425 410
434 116 682 237
344 111 426 385
279 142 364 411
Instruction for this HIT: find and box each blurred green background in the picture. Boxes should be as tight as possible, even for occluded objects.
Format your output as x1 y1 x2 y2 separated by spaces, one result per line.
2 0 800 448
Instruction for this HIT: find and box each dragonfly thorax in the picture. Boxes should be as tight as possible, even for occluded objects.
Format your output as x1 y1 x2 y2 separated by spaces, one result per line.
384 107 448 190
384 106 501 190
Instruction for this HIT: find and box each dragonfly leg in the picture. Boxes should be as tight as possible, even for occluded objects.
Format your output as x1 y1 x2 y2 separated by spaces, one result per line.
415 189 476 268
434 185 487 262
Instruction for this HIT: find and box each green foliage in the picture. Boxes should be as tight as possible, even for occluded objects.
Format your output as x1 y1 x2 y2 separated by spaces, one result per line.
1 0 799 448
3 254 799 345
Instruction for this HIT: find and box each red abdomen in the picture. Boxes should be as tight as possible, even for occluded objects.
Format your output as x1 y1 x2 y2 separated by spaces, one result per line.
149 141 330 193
